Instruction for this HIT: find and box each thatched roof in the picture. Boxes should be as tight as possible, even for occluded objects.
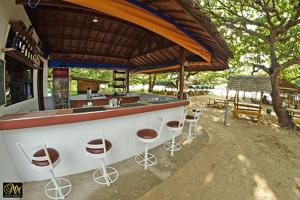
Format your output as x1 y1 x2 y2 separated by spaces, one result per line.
17 0 232 73
228 76 272 92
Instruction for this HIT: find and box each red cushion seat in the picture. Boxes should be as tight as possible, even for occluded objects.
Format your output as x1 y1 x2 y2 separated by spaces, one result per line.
86 139 112 154
32 148 59 167
186 115 195 120
137 129 158 139
192 109 201 113
166 121 182 128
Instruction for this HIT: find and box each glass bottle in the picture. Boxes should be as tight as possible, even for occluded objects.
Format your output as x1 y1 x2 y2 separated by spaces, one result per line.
24 40 28 57
12 32 20 50
18 34 23 52
21 36 26 54
30 47 34 61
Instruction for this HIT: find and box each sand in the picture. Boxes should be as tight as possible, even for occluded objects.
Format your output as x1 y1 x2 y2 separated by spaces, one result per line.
22 95 300 200
138 95 300 200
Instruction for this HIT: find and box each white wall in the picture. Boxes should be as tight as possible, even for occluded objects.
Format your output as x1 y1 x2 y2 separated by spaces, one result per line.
0 0 40 116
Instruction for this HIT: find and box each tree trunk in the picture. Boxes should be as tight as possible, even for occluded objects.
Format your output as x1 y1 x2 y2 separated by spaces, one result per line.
269 69 292 127
148 74 156 93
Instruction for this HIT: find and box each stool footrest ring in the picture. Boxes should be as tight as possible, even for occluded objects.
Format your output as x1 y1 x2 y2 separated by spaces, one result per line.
164 141 182 152
135 152 157 168
93 166 118 185
45 177 72 200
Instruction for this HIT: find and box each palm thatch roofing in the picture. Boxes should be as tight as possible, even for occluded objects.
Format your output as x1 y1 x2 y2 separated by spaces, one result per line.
228 76 272 92
17 0 232 73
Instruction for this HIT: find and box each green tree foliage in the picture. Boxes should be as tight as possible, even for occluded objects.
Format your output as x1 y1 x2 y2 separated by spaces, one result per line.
70 68 112 81
194 0 300 126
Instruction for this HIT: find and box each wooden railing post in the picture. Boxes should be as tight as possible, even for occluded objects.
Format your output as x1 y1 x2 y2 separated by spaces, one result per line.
179 47 186 100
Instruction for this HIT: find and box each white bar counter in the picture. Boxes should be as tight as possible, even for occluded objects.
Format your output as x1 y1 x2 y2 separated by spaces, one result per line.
0 101 188 182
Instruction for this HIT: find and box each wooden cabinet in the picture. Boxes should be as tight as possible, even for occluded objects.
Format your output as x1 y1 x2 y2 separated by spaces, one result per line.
70 96 140 108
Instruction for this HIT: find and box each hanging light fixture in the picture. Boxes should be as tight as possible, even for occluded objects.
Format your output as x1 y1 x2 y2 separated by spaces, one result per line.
92 17 98 23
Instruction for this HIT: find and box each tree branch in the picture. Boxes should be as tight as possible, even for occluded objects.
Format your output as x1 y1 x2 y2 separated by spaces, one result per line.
251 63 271 74
276 1 300 35
217 0 268 28
280 57 300 70
223 22 269 42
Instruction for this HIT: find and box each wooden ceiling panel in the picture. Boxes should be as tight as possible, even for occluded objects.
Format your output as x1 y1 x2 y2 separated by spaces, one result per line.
21 0 231 71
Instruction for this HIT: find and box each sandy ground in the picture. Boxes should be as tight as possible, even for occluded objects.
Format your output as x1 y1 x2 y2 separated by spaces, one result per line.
23 95 300 200
138 95 300 200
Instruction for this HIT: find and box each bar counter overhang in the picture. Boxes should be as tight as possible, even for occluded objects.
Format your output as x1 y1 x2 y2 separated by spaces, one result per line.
0 100 188 182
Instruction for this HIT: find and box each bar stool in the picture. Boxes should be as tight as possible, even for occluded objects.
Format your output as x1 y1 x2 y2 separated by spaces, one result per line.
164 111 187 156
79 135 118 186
184 107 203 140
17 143 71 200
135 117 165 170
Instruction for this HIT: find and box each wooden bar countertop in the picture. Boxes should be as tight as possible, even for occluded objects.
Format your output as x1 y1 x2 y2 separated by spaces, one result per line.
0 100 189 130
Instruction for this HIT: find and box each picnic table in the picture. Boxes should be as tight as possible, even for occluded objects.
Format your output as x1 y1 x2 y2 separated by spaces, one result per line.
232 100 263 122
287 108 300 135
207 98 227 108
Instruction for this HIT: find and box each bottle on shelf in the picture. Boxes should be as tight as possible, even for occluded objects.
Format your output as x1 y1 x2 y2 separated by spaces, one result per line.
30 47 34 61
21 36 26 54
24 40 28 57
18 34 23 52
27 43 31 59
12 32 20 50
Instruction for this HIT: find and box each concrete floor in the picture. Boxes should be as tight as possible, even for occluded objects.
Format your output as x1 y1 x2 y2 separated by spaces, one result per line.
22 126 209 200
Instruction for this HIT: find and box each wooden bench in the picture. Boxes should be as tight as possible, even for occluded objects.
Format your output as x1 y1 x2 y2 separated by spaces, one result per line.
287 108 300 135
207 98 227 108
232 101 263 122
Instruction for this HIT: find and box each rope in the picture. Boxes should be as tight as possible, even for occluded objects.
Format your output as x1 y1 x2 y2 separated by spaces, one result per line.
27 0 41 8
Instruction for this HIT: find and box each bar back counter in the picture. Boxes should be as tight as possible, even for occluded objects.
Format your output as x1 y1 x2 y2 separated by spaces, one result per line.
0 100 188 182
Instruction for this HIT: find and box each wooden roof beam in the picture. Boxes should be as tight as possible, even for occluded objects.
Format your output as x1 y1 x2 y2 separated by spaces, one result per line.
130 42 175 60
50 50 128 60
23 4 146 32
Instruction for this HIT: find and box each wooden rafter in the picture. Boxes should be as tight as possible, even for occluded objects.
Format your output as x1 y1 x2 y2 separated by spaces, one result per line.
20 0 231 71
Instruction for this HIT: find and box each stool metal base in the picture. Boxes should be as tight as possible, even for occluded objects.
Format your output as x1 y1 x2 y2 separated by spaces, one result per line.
164 141 182 155
93 166 118 186
135 152 157 169
182 132 197 140
45 177 72 200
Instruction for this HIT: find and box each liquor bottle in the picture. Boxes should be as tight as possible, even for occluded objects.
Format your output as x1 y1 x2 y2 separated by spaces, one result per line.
18 34 23 52
27 44 31 59
12 32 20 50
24 40 28 57
28 48 31 60
21 36 26 54
33 53 37 65
30 47 34 61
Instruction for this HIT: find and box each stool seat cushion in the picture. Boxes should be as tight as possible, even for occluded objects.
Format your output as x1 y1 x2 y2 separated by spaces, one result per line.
192 109 201 113
32 148 59 167
86 139 112 154
137 129 158 139
186 115 195 120
166 121 182 128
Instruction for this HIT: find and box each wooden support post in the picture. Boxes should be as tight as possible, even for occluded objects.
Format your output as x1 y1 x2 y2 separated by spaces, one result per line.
224 88 229 126
179 47 186 100
126 68 130 93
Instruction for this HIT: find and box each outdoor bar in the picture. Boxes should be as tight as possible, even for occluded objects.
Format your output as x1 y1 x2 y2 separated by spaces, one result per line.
0 0 231 199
